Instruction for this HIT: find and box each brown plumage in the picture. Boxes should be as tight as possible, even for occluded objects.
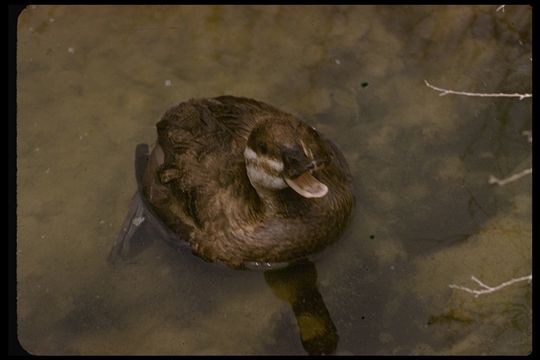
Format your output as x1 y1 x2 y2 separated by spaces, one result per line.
142 96 354 269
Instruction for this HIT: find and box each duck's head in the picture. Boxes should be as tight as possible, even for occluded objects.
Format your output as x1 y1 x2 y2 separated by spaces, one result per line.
244 117 330 199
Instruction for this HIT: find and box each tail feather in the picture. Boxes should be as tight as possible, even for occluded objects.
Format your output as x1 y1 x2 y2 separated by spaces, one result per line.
108 143 185 264
107 192 153 264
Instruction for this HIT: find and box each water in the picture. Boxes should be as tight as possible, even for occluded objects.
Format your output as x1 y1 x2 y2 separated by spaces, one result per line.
17 5 532 355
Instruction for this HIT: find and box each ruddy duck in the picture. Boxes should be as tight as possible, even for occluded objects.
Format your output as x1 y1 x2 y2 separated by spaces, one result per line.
111 96 354 269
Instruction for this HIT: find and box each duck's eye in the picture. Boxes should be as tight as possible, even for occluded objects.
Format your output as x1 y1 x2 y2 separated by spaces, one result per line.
259 143 268 155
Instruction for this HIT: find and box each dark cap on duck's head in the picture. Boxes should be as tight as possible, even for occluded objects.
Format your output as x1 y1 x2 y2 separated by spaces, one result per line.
244 117 330 198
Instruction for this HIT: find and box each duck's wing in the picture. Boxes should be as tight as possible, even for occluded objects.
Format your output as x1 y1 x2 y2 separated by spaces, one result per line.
153 97 281 226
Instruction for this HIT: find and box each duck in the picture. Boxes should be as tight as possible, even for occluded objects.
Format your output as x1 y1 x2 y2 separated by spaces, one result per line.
113 96 354 270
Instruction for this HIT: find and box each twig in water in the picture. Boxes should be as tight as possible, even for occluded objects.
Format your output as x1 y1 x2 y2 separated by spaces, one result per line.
424 80 532 100
449 275 532 298
488 168 532 186
496 5 506 12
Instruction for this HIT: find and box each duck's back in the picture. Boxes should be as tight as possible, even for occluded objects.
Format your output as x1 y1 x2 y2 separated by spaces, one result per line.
143 97 284 246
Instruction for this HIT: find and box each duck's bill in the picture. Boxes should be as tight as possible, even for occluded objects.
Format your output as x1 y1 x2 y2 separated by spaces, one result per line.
285 172 328 198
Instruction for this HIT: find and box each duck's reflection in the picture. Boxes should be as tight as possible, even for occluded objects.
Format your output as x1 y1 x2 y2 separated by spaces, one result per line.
264 259 338 355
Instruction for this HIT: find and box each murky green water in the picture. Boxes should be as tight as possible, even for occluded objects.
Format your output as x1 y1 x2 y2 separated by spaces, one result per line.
17 5 532 355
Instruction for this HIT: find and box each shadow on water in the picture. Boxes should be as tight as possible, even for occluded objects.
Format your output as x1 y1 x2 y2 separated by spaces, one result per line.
264 259 338 355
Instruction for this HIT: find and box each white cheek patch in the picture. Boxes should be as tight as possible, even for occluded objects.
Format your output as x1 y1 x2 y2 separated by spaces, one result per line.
246 164 288 190
244 147 284 172
264 157 284 172
243 147 258 161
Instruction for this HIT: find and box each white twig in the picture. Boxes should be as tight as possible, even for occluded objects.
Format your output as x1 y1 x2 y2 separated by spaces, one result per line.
424 80 532 100
496 5 505 12
488 168 532 186
449 275 532 298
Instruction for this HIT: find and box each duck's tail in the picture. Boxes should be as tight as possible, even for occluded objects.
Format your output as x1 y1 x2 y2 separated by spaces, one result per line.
108 144 175 263
107 190 154 264
107 144 153 264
